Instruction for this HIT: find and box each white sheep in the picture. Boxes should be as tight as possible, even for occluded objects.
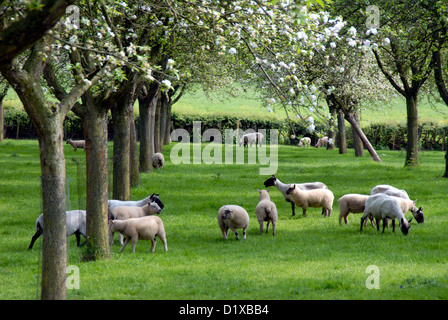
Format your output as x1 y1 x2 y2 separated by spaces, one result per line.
255 188 278 235
217 205 250 240
111 201 162 245
337 194 372 226
285 184 334 217
298 137 311 147
66 138 85 151
361 194 412 235
108 193 164 211
151 152 165 169
110 215 167 253
29 210 86 249
389 196 424 223
263 174 328 216
238 132 264 147
315 136 328 148
370 184 410 200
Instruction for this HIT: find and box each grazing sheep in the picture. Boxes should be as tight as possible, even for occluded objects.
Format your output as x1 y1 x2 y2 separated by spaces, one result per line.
110 216 167 253
389 196 424 224
66 138 85 151
29 210 86 249
285 184 334 217
238 132 264 147
217 205 250 240
370 184 410 200
337 194 373 226
298 137 311 147
108 193 164 211
263 174 328 216
255 188 278 235
111 201 162 245
361 194 412 235
151 152 165 169
315 136 328 148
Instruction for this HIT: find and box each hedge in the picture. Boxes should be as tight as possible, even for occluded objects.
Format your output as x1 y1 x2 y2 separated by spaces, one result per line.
2 106 447 150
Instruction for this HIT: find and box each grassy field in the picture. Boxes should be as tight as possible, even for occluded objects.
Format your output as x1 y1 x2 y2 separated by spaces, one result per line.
0 139 447 300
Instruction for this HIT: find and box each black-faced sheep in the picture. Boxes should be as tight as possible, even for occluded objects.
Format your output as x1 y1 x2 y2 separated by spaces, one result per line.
361 194 412 235
263 174 328 216
110 215 167 253
255 189 278 235
285 184 334 217
66 138 85 151
151 153 165 169
108 193 164 211
217 205 250 240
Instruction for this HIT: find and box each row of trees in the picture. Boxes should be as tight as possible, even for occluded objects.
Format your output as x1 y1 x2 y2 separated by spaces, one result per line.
1 0 448 299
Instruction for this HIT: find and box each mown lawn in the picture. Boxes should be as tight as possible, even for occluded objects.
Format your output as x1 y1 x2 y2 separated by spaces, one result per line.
0 139 447 300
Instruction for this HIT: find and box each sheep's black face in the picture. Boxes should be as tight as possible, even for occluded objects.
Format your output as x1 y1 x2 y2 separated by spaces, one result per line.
264 176 276 187
400 218 412 235
150 194 165 209
222 210 232 220
415 207 424 223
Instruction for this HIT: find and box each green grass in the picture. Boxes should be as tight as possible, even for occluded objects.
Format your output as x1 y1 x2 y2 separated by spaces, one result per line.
0 139 447 300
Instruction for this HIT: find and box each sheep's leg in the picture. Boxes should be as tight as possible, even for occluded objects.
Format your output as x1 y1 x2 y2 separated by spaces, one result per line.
302 207 307 217
360 217 365 231
75 231 81 247
258 221 263 235
222 227 229 239
266 221 270 234
150 238 156 253
291 202 296 216
272 222 276 236
118 233 124 245
131 237 138 253
28 226 43 249
242 227 247 240
119 238 130 253
376 218 381 231
392 219 396 233
159 235 168 252
382 219 387 233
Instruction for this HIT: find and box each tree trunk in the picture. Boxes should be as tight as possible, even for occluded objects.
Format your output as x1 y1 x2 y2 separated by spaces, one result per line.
351 109 364 157
129 109 140 187
327 105 337 150
337 110 347 154
154 97 162 153
0 100 3 142
345 112 381 162
405 95 419 166
111 100 131 201
163 101 172 146
84 94 110 260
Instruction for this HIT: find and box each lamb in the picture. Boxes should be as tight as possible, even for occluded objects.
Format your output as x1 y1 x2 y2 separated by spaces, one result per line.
285 184 334 217
238 132 264 147
389 196 424 223
255 189 278 235
298 137 311 147
263 174 328 216
315 136 328 148
151 152 165 169
361 193 412 235
217 205 250 240
337 194 372 226
66 138 85 151
29 210 86 249
108 193 164 211
370 184 410 200
111 201 162 245
110 216 167 253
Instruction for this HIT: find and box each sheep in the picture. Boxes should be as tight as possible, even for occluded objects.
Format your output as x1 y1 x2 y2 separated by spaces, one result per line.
370 184 410 200
285 184 334 217
111 201 162 245
108 193 164 211
298 137 311 147
66 138 85 151
315 136 328 148
238 132 264 147
389 196 424 224
151 152 164 169
361 194 412 235
110 216 167 253
29 210 86 249
337 194 373 226
217 205 250 240
255 188 278 235
263 174 328 216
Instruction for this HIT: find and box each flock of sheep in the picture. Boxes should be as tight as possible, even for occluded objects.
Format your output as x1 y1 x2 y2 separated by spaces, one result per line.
27 134 424 253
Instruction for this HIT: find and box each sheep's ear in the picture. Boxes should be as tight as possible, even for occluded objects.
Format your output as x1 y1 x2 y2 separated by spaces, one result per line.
267 188 270 192
257 188 261 193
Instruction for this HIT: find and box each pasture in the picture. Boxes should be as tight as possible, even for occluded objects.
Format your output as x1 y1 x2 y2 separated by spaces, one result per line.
0 139 447 300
